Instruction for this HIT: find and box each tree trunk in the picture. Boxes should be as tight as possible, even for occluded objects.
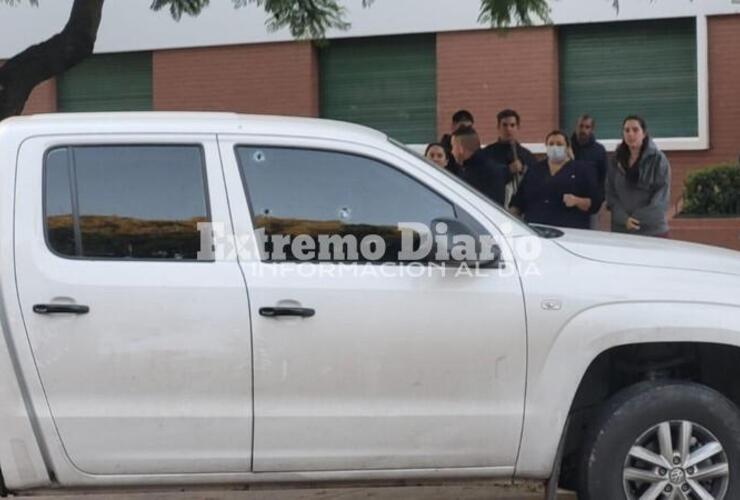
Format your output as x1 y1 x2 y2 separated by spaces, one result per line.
0 0 105 121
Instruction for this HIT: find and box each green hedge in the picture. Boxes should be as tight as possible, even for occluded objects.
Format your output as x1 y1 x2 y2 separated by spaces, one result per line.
682 163 740 217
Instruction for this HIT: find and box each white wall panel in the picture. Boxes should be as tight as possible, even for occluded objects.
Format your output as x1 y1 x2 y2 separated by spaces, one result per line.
0 0 738 58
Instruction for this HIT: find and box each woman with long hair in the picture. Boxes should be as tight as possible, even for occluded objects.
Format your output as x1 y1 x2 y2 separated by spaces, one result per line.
424 142 450 169
607 116 671 237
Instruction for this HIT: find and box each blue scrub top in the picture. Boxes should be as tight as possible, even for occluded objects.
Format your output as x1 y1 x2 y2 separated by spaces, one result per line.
510 159 603 229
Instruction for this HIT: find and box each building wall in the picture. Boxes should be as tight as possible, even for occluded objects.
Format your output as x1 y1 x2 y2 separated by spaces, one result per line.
3 0 740 59
9 14 740 248
152 41 318 117
665 14 740 209
435 15 739 219
436 27 559 146
657 14 740 250
22 79 57 115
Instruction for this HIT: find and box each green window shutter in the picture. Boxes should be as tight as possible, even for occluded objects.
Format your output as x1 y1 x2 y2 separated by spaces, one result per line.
58 52 152 112
560 18 698 139
320 35 436 144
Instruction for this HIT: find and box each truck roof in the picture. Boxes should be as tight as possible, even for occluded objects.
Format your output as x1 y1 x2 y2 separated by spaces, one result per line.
0 112 389 145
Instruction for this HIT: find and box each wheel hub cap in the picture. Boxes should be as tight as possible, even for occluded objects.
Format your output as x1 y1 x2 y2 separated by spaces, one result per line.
668 468 685 485
622 420 730 500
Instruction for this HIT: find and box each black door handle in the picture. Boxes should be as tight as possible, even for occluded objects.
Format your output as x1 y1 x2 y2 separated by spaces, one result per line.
259 307 315 318
33 304 90 315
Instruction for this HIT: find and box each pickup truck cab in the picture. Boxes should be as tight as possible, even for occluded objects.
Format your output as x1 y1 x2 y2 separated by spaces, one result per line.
1 113 740 500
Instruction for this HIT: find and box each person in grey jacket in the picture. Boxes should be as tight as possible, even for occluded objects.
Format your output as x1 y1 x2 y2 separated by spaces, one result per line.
607 115 671 237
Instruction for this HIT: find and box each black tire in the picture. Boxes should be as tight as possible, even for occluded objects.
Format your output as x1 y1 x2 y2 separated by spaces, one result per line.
578 381 740 500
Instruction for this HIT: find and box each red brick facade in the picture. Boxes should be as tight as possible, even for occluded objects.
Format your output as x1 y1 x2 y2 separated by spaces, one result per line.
436 27 559 146
649 15 740 250
152 41 319 117
665 15 740 207
434 16 740 250
22 79 57 115
671 218 740 251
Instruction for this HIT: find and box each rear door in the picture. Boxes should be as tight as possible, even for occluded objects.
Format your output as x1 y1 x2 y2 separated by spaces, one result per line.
14 135 253 475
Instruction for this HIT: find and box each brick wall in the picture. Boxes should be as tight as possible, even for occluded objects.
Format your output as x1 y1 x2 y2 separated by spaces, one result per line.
663 14 740 249
153 41 318 117
436 27 559 146
436 17 739 212
22 79 57 115
671 218 740 251
665 14 740 208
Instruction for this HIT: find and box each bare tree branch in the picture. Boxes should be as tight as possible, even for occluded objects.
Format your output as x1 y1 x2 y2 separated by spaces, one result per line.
0 0 105 120
0 0 627 120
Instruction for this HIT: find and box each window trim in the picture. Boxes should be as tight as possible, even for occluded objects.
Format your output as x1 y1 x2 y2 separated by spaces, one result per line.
411 15 709 153
42 143 214 263
232 144 474 265
552 15 709 153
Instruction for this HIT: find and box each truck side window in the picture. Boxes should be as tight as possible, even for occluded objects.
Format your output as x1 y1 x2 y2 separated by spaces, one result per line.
235 146 456 262
45 148 77 256
44 145 210 261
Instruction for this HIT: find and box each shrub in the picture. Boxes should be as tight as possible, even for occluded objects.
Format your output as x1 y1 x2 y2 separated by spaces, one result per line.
681 163 740 217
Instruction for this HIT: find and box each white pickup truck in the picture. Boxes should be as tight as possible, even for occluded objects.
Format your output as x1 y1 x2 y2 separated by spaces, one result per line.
1 113 740 500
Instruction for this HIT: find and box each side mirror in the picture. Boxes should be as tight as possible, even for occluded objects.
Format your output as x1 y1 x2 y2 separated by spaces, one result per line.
429 217 501 268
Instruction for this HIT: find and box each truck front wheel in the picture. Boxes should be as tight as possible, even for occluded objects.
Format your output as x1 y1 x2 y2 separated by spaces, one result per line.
579 381 740 500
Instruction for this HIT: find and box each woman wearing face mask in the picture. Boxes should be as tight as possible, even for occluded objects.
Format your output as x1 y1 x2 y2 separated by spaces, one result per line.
510 130 603 229
607 115 671 237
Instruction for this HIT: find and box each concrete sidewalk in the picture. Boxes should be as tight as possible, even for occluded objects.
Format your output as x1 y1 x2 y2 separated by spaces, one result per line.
17 481 577 499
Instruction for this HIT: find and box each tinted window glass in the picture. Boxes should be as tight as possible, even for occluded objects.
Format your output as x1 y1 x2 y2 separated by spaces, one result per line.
236 147 456 262
44 145 209 260
45 148 77 256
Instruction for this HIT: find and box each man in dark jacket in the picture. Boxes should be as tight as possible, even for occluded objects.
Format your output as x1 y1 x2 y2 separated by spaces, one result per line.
482 109 538 207
450 126 510 207
440 109 475 155
572 114 608 189
571 114 608 228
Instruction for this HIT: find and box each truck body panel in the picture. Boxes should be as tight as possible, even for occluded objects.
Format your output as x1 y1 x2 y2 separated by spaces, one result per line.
0 113 739 493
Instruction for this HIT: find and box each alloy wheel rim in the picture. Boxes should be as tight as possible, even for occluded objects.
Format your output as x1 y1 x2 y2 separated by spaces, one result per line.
622 420 730 500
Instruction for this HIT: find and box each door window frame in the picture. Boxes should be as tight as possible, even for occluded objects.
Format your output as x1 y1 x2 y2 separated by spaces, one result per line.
42 143 214 263
231 144 502 267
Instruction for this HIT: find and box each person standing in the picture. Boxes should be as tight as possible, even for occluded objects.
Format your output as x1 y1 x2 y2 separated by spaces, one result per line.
572 114 608 189
450 126 510 207
510 131 602 229
606 115 671 237
482 109 538 208
424 143 451 170
440 110 475 155
572 114 608 229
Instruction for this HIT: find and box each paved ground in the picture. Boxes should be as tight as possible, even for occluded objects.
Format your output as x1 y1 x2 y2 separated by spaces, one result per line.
17 482 577 499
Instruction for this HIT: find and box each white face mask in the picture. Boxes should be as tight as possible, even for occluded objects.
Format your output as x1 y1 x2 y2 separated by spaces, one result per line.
547 145 568 163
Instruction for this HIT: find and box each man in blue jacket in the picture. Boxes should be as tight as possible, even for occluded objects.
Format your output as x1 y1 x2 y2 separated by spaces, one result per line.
482 109 538 208
439 109 475 156
572 114 608 227
572 114 608 190
450 126 510 207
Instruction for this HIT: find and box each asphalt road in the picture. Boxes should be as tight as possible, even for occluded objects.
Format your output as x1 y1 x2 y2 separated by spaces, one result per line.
17 482 577 500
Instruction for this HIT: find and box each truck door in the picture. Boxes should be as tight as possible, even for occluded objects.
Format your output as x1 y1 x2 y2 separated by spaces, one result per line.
14 136 253 475
219 136 528 472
